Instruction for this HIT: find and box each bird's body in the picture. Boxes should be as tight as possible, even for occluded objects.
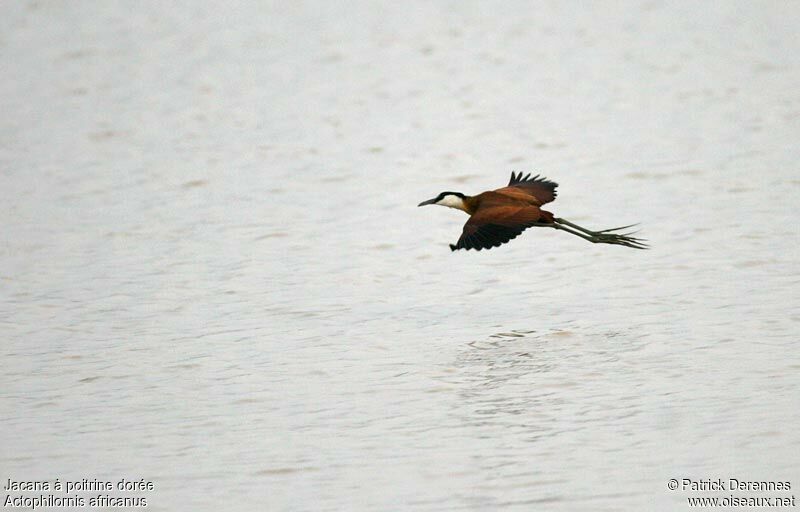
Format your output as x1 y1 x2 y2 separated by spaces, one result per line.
418 172 647 251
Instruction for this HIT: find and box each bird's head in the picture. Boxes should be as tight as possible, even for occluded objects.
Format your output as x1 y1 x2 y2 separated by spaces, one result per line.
417 191 467 211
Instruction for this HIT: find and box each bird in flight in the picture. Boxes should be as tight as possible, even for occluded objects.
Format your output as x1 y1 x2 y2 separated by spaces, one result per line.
418 172 647 251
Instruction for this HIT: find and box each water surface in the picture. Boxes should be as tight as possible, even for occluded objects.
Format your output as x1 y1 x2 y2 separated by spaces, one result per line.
2 1 799 510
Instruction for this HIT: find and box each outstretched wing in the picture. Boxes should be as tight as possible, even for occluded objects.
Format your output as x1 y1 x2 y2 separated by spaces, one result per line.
450 205 544 251
495 171 558 206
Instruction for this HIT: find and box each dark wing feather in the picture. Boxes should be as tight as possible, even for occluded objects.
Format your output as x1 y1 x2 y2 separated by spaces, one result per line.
450 223 527 251
450 205 544 251
505 171 558 205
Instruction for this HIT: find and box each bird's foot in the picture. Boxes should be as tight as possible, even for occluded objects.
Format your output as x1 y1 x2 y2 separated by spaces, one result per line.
589 229 648 249
552 218 649 249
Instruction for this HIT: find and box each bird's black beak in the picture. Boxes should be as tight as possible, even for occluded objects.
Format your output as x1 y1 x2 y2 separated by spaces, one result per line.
418 198 437 207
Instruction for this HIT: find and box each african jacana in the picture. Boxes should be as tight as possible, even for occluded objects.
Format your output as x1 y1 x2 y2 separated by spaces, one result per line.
418 172 647 251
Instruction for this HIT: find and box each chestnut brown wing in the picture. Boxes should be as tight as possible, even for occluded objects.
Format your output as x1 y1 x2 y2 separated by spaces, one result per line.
450 205 544 251
494 172 558 206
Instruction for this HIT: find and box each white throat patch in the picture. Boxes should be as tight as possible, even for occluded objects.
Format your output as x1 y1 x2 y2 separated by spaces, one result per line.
436 195 465 210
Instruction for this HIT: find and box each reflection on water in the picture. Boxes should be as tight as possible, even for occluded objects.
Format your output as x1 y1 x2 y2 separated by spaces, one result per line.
2 1 800 511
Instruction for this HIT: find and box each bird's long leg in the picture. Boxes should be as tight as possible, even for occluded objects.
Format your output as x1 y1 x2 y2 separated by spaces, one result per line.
533 219 648 249
551 224 599 243
555 218 638 235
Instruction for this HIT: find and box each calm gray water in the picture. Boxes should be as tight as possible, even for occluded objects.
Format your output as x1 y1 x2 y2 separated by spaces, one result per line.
2 1 799 510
